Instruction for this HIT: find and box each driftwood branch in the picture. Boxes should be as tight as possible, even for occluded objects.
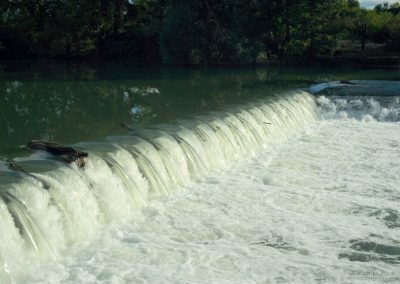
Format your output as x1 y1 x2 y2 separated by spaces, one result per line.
8 161 25 173
121 122 135 132
25 140 88 168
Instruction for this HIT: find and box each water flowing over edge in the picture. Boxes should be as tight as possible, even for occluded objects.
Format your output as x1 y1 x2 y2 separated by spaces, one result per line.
311 80 400 122
0 90 319 282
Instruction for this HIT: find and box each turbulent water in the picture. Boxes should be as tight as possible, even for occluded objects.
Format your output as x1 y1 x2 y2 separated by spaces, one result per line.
1 84 400 283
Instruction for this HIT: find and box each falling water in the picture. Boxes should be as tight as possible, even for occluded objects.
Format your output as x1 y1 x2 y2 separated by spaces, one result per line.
0 91 318 282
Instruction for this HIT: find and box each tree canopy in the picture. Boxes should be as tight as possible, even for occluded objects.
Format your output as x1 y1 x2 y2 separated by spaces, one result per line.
1 0 399 65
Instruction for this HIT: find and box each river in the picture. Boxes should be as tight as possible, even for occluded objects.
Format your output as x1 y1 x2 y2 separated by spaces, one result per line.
1 64 399 283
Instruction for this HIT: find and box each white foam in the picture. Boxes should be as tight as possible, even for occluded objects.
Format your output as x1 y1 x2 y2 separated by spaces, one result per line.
317 95 400 122
24 117 400 283
0 91 318 282
7 89 400 283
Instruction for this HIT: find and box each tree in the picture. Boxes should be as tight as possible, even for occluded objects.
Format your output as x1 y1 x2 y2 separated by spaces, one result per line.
348 0 360 8
0 0 399 65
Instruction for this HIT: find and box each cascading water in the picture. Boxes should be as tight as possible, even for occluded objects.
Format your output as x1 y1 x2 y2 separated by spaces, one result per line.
310 80 400 122
316 95 400 122
0 91 318 283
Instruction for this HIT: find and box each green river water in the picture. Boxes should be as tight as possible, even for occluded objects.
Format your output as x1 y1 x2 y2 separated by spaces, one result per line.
2 63 400 159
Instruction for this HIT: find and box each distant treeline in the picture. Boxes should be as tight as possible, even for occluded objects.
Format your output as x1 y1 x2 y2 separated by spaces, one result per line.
0 0 400 65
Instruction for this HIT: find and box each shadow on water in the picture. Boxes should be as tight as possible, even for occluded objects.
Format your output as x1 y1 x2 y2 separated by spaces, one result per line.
351 206 400 229
339 239 400 264
339 206 400 264
251 233 309 256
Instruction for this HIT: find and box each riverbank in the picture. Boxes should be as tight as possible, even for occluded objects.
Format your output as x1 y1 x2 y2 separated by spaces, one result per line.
1 56 400 70
283 56 400 69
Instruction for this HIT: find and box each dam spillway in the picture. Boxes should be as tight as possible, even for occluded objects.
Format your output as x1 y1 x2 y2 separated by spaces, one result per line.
0 91 318 282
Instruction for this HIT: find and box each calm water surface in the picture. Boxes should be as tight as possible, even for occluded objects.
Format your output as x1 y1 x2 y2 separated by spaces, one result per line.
2 63 400 158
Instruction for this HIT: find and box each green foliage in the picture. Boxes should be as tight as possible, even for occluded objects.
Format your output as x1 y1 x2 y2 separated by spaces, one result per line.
160 1 196 65
0 0 400 65
348 0 360 8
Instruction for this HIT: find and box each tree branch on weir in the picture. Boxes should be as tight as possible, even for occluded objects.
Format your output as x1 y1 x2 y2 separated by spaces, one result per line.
25 140 88 168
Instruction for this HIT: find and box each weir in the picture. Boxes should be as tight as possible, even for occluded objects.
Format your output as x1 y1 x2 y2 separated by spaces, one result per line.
0 91 318 282
310 80 400 122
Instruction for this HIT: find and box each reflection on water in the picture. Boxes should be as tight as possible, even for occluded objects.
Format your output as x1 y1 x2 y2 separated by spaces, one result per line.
1 63 400 159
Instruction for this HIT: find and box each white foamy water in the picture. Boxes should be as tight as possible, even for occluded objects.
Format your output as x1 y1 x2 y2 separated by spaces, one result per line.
24 113 400 284
2 90 400 283
317 95 400 122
